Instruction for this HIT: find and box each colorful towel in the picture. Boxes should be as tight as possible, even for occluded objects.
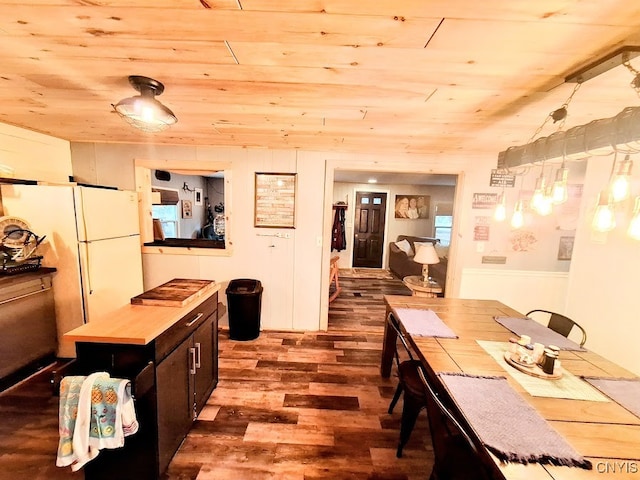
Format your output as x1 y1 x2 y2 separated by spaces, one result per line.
57 372 139 471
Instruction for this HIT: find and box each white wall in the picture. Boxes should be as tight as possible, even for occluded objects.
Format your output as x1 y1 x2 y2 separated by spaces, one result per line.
565 157 640 376
459 268 569 317
0 123 72 184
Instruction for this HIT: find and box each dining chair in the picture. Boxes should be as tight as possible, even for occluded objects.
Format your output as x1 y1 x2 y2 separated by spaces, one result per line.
417 367 496 480
386 312 428 458
526 309 587 346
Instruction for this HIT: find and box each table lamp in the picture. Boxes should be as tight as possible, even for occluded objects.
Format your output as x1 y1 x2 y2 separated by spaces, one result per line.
413 243 440 283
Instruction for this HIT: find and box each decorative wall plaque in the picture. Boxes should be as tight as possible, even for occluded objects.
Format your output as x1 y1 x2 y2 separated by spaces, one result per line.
254 172 296 228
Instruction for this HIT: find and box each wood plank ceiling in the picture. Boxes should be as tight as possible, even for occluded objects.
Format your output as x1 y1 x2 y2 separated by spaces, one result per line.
1 1 640 157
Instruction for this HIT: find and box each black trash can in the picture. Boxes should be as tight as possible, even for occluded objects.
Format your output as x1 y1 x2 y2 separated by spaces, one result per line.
226 279 263 340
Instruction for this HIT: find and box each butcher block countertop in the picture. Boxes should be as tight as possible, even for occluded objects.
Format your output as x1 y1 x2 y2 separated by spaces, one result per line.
64 279 220 346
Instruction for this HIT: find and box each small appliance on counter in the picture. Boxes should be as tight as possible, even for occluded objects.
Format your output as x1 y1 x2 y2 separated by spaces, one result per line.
0 215 46 275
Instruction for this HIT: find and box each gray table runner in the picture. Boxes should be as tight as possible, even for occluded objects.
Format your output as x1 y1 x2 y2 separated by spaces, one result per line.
583 377 640 419
439 373 592 469
494 316 586 351
394 308 458 338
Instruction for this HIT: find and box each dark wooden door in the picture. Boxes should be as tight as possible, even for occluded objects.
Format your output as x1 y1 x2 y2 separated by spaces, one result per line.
352 191 387 268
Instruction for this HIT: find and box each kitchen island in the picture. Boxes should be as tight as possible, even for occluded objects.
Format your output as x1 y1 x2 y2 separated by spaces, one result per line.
64 278 220 480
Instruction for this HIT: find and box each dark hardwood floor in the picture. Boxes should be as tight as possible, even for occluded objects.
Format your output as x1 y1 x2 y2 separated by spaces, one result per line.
0 274 433 480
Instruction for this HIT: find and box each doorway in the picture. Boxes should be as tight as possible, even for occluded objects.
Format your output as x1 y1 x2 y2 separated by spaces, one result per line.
352 191 387 268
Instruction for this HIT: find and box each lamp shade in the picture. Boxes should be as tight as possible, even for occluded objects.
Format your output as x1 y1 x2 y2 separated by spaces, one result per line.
113 76 177 133
413 243 440 265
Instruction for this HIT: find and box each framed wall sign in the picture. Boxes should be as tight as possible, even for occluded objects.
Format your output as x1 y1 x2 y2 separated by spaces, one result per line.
182 199 193 219
255 172 296 228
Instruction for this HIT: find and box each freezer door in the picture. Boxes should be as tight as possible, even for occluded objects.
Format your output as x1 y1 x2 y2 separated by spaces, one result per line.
78 235 144 322
75 187 140 241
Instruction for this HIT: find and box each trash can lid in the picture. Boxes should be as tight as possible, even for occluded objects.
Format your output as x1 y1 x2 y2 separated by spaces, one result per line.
226 278 262 294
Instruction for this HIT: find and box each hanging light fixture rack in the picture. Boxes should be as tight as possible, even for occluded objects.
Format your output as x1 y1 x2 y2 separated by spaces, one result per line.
498 46 640 170
565 45 640 84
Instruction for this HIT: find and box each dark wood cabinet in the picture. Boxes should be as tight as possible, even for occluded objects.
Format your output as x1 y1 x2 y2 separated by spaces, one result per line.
156 313 217 474
192 316 216 413
156 338 192 473
76 291 219 480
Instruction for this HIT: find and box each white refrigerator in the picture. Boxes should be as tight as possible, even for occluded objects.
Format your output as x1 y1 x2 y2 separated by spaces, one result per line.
0 184 144 357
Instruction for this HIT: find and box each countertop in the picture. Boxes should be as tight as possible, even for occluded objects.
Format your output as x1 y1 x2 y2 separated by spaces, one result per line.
0 267 57 288
64 281 220 346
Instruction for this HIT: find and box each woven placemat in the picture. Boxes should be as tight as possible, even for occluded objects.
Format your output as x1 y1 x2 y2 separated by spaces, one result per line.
584 377 640 418
394 307 458 338
440 373 592 469
477 340 608 401
494 316 585 351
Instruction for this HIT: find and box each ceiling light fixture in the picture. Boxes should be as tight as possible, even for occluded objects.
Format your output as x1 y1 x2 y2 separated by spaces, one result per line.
113 76 177 133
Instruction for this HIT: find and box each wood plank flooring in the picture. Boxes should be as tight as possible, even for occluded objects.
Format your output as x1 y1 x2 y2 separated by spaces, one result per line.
0 275 433 480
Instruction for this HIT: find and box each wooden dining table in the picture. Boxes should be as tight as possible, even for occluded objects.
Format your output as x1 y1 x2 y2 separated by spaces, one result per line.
380 295 640 480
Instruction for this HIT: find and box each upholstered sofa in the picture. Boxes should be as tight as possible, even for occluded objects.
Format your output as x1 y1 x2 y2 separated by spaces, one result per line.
388 235 448 294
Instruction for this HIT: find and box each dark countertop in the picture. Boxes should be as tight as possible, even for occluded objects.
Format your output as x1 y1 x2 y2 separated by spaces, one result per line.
0 267 57 288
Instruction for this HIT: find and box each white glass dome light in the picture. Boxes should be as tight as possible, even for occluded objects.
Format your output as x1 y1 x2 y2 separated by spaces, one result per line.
113 76 177 133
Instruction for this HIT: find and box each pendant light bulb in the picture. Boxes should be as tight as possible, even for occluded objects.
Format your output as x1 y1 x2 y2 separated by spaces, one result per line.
494 193 507 222
591 191 616 232
610 155 633 202
511 200 524 229
552 165 569 204
628 196 640 240
530 176 546 213
537 190 553 216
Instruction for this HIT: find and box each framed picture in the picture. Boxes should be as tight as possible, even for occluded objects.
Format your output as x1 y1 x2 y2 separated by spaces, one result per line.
194 188 203 206
394 194 430 219
182 199 193 219
255 172 296 228
557 236 574 261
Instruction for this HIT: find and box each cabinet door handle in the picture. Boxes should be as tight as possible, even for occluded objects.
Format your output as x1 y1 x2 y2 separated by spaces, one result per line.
185 312 204 327
189 347 197 374
195 342 201 368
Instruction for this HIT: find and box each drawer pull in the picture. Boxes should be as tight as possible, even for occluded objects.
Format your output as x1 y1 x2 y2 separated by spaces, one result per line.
185 312 204 327
189 347 197 374
195 342 201 368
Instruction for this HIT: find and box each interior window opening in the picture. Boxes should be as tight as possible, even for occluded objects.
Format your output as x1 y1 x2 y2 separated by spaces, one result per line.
144 169 226 249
